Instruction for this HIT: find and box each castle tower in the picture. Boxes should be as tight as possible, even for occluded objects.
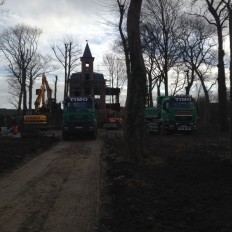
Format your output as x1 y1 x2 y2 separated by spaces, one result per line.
70 41 121 110
81 43 94 72
80 43 95 96
70 42 110 110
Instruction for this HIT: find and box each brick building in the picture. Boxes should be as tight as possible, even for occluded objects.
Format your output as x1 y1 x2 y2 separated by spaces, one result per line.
69 43 121 111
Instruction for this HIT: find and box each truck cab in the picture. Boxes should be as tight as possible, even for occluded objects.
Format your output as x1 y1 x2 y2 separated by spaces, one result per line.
159 96 197 133
62 96 97 140
145 95 197 134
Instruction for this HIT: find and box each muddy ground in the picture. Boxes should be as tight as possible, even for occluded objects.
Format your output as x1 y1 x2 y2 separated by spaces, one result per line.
0 133 102 232
0 130 232 232
98 130 232 232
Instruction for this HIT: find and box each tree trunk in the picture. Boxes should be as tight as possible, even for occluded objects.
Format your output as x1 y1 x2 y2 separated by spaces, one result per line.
157 80 161 96
117 0 131 100
229 6 232 159
22 68 27 114
197 70 211 128
55 75 58 103
17 88 23 112
67 42 72 97
124 0 146 160
217 24 228 131
147 70 153 107
185 69 194 96
28 76 33 111
164 51 168 96
64 43 68 99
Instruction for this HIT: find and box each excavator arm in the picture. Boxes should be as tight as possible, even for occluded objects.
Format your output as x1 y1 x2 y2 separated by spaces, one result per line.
42 73 52 107
34 73 52 112
34 85 45 112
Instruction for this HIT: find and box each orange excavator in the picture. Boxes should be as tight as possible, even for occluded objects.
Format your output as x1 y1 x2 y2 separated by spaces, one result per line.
34 73 53 113
22 73 54 137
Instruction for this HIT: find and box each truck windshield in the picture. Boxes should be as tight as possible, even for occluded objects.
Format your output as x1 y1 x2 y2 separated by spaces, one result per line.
170 101 194 109
65 101 93 112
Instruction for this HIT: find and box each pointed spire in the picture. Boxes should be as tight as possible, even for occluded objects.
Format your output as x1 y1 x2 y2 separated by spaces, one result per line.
82 42 92 58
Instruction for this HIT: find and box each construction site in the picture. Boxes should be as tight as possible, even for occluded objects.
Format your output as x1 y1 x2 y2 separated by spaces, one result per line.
0 43 123 138
0 44 231 232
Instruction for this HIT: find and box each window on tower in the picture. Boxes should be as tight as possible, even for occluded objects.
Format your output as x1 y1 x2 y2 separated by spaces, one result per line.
95 95 100 99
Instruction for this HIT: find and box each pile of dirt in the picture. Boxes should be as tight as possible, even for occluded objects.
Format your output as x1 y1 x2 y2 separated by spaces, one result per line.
99 133 232 232
0 136 58 173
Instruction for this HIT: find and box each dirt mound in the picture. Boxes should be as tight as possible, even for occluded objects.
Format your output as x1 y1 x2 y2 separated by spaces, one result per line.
99 133 232 232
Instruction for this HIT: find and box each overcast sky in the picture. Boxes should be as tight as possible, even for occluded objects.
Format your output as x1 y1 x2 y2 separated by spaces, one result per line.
0 0 119 109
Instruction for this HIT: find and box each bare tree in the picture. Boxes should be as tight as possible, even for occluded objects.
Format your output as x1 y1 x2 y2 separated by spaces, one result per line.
144 52 158 106
142 0 184 96
141 26 164 105
51 36 81 99
114 0 132 84
6 54 52 111
221 0 232 158
143 47 167 106
26 54 54 110
170 66 186 95
103 53 126 103
0 24 42 112
98 0 147 160
8 77 21 109
180 16 216 93
54 75 58 103
178 16 218 125
191 0 229 131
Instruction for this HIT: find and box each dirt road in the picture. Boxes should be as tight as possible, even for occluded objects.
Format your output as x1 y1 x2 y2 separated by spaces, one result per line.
0 135 102 232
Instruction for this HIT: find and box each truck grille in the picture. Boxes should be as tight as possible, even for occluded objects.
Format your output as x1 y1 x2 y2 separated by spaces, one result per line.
68 115 89 122
175 115 192 122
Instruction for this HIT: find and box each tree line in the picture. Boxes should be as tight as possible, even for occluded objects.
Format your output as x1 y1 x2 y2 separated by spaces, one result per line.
1 0 232 159
0 1 82 114
101 0 232 159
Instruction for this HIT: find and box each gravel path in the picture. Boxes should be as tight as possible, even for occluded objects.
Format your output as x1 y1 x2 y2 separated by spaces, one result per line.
0 136 102 232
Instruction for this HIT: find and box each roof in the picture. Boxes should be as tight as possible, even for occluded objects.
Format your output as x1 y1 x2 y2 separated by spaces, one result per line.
70 72 105 81
82 43 93 58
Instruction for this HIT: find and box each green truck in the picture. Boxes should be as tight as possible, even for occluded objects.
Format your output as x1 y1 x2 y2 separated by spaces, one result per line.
62 96 97 140
145 95 197 134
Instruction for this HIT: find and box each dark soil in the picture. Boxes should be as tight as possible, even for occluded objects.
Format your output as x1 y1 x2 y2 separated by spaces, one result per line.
0 136 58 174
99 132 232 232
1 130 232 232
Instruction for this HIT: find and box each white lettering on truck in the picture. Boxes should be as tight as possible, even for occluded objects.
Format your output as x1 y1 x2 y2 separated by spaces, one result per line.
174 97 192 102
70 97 88 102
